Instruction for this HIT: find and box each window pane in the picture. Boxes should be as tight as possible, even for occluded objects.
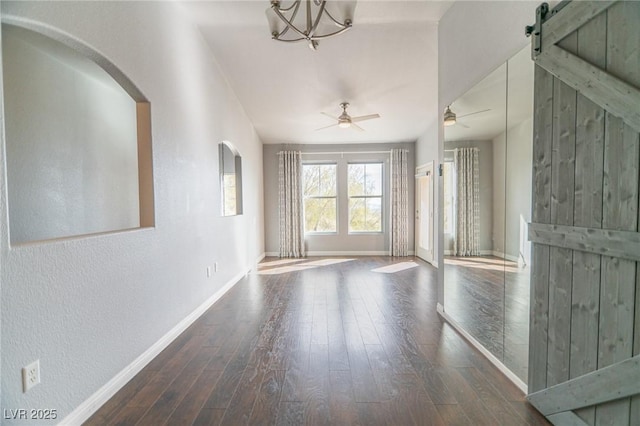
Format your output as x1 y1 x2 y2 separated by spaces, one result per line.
303 164 320 196
348 164 365 196
304 164 336 196
348 198 366 231
365 163 382 196
318 164 336 196
304 198 337 233
349 197 382 232
365 198 382 231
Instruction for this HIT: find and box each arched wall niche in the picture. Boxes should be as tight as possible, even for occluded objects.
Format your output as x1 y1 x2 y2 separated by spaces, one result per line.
1 18 154 244
219 140 243 217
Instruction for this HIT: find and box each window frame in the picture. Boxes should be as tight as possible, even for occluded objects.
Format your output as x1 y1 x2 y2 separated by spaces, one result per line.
347 161 384 235
302 162 338 235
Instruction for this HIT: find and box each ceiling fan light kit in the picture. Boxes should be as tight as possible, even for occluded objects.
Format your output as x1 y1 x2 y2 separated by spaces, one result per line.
266 0 353 50
443 106 457 126
443 106 491 128
317 102 380 131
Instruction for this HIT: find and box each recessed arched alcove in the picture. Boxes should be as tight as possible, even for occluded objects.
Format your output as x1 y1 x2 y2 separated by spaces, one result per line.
1 22 154 244
219 141 243 216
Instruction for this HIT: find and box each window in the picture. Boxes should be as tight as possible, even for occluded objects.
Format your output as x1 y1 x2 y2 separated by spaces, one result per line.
303 164 337 233
348 163 383 233
443 161 455 235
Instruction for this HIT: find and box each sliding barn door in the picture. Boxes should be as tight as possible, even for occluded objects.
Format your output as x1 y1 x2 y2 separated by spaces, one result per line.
526 1 640 425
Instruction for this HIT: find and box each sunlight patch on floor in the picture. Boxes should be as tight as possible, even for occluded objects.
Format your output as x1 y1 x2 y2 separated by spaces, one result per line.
302 258 355 267
444 258 523 273
371 261 419 274
257 258 307 268
256 258 355 275
256 265 317 275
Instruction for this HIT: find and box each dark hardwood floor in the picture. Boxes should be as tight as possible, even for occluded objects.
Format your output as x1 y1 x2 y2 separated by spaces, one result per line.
86 256 547 425
443 256 530 382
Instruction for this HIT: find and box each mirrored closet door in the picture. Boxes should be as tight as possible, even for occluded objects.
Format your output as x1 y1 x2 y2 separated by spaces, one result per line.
443 45 534 386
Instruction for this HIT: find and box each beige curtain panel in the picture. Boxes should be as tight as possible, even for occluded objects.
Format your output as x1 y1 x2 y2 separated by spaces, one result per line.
278 150 305 258
453 147 480 256
390 149 409 256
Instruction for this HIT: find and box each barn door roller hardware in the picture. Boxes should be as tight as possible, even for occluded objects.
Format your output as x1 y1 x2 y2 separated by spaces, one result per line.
525 0 570 57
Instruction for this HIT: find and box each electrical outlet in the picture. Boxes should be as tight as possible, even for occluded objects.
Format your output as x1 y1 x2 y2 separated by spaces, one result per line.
22 360 40 392
206 266 211 278
214 262 218 272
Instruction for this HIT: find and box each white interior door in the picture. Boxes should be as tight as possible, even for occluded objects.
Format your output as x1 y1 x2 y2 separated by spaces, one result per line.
415 163 434 263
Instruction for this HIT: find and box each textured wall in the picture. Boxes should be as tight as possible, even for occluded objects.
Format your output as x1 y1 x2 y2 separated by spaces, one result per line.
0 1 264 422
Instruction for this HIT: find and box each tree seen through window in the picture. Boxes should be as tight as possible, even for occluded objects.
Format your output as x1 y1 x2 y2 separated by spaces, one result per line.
303 164 337 233
348 163 382 232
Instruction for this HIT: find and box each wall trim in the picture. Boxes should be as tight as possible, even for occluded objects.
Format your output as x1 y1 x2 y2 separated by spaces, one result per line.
436 303 528 394
265 250 415 257
443 249 519 263
60 270 248 426
488 250 519 263
254 252 266 267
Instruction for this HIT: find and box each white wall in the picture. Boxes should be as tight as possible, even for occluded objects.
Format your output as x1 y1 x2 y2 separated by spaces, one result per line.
0 1 264 423
506 117 533 260
414 19 439 265
263 142 415 255
3 25 140 244
491 117 533 261
436 0 537 304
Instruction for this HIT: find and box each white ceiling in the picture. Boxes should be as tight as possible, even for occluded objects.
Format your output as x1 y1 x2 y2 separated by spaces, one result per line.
180 1 453 144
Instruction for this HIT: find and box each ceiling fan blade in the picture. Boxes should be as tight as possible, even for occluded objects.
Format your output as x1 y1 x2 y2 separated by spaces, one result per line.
457 109 491 119
321 112 339 121
315 123 339 131
350 122 365 132
351 114 380 123
457 122 470 129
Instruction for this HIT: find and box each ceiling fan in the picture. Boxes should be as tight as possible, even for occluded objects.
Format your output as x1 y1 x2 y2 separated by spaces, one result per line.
316 102 380 131
443 106 491 128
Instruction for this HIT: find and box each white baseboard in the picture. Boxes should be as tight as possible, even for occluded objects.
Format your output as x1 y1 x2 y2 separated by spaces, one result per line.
436 303 527 394
489 250 519 262
443 250 519 263
263 251 416 257
60 270 248 426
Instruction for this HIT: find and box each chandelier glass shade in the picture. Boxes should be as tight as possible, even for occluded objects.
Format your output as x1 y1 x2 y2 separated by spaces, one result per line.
266 0 354 50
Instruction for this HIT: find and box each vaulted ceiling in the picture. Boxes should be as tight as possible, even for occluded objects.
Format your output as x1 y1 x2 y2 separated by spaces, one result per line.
180 1 453 144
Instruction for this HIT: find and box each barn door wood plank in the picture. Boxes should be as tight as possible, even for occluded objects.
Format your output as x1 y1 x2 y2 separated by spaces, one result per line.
535 45 640 133
546 32 577 389
541 0 617 50
547 411 588 426
596 3 640 425
527 354 640 416
527 223 640 262
529 62 554 394
571 12 606 425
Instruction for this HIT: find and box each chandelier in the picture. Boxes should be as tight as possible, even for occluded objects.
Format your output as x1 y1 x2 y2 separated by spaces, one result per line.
266 0 353 50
